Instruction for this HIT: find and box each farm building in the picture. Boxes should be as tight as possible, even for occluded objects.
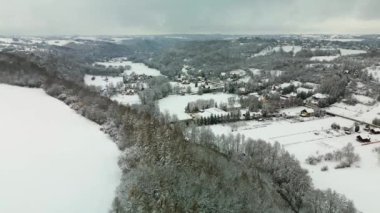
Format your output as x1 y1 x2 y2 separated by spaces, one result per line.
300 108 315 117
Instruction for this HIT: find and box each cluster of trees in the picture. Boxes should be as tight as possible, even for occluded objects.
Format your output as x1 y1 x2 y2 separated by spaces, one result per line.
306 143 360 169
185 99 216 113
295 49 341 58
186 127 357 213
319 74 349 105
197 110 241 126
373 118 380 126
0 50 358 213
138 76 171 106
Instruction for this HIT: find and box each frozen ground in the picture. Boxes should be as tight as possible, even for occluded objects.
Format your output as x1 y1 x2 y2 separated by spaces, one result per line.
209 114 380 213
111 94 141 105
340 49 367 56
310 55 340 62
158 93 238 120
95 58 162 76
84 74 123 89
327 102 380 124
45 39 81 46
0 84 120 213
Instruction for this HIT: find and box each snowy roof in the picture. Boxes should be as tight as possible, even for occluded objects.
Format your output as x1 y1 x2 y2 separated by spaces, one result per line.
279 83 291 89
313 93 329 99
297 87 313 94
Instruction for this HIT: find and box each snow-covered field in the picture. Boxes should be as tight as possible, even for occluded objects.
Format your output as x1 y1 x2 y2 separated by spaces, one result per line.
84 74 124 89
158 93 238 120
326 102 380 124
208 113 380 213
340 49 366 56
45 39 81 46
310 55 340 62
111 94 141 105
95 58 162 76
324 38 363 42
0 84 120 213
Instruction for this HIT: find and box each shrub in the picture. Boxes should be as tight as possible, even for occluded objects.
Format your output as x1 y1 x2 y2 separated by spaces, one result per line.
331 123 341 130
306 155 323 165
373 118 380 126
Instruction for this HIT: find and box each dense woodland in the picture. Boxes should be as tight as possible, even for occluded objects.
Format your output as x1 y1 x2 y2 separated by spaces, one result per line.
0 46 359 212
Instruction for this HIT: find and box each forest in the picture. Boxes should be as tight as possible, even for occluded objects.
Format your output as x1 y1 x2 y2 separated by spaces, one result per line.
0 48 358 212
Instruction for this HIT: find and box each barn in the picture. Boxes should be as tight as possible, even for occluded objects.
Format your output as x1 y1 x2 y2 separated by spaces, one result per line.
300 108 314 117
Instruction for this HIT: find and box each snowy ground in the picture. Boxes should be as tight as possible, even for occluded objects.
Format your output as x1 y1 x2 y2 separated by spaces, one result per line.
310 55 340 62
111 94 141 105
158 93 238 120
0 84 120 213
208 114 380 213
45 39 81 46
340 49 366 56
94 58 162 76
326 102 380 124
84 74 124 89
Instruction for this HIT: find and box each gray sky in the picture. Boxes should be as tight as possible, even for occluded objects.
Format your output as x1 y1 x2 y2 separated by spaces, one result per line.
0 0 379 35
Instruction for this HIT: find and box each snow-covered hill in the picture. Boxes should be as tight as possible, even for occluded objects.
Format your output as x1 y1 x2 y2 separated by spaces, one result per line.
0 84 120 213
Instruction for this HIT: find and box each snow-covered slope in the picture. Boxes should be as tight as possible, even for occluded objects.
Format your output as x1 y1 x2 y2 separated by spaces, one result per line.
0 84 120 213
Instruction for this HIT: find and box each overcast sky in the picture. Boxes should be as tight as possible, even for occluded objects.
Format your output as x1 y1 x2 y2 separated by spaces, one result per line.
0 0 379 35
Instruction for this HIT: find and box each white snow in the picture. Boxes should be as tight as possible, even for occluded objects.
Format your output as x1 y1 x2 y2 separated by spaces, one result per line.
0 37 14 44
324 38 363 42
352 94 375 105
254 45 302 57
339 49 367 56
95 58 162 76
84 74 124 89
310 55 339 62
111 94 141 105
326 102 380 124
158 93 238 120
0 84 120 213
45 40 80 46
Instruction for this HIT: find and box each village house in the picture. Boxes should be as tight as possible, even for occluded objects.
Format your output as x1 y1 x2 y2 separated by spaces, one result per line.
370 128 380 134
357 135 371 143
300 108 315 117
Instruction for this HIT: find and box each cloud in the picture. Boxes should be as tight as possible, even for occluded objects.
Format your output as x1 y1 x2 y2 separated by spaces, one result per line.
0 0 379 35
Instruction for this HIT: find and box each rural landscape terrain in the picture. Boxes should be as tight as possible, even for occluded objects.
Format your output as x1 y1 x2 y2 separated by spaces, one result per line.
0 34 380 212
